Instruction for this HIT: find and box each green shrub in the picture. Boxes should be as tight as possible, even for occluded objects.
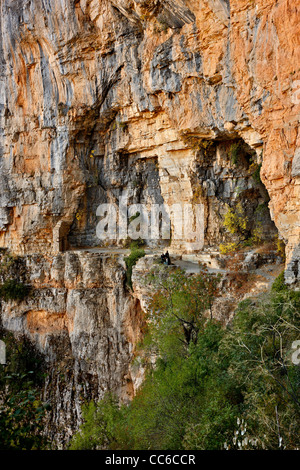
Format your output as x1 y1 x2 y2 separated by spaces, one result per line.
276 236 286 260
0 330 45 390
124 246 145 289
220 200 266 254
0 279 30 302
271 271 288 292
0 374 50 450
219 241 239 254
182 137 215 158
69 395 127 450
129 212 140 224
223 202 248 236
70 272 300 450
0 332 49 450
129 238 145 250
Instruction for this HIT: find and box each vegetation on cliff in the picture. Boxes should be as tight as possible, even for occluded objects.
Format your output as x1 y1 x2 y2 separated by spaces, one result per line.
0 330 50 450
0 250 30 302
124 241 146 289
70 271 300 450
0 279 30 302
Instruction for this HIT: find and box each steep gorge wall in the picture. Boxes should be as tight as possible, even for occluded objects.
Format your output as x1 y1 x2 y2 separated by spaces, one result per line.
0 0 299 445
0 250 143 445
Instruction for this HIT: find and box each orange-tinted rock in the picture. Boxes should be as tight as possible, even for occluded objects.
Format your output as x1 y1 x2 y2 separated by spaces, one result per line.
0 0 299 442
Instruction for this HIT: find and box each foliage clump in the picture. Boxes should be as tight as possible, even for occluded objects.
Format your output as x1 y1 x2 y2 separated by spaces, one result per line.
0 331 49 450
192 184 204 203
271 271 288 293
69 272 300 450
124 242 146 289
182 136 215 159
223 202 248 237
219 241 239 255
0 373 49 450
145 266 221 348
69 395 127 450
219 201 265 254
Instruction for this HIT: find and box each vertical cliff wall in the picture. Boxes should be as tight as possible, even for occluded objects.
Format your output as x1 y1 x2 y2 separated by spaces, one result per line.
0 0 299 275
0 0 299 445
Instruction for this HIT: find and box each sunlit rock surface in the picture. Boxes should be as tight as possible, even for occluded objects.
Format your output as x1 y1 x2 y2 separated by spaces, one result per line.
0 0 299 445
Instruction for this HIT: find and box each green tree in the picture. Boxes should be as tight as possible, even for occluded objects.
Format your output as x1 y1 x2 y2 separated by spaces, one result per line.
0 372 49 450
220 288 300 449
0 331 50 450
124 242 145 289
69 394 129 450
146 266 221 354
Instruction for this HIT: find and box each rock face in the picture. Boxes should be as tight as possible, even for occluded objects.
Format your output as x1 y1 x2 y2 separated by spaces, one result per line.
0 249 143 445
0 0 299 445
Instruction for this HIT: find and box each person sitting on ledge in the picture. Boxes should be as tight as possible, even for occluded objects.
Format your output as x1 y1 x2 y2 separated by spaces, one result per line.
165 251 171 265
160 251 171 265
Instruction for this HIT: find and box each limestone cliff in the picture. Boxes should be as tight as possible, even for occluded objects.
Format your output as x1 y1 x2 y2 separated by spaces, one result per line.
0 249 143 444
0 0 299 445
0 0 299 275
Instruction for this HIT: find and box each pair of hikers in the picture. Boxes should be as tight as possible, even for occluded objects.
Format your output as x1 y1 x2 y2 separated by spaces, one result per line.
161 251 171 265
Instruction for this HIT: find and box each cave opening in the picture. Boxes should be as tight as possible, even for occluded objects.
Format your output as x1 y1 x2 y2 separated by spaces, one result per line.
191 136 280 255
60 120 281 259
66 149 165 251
